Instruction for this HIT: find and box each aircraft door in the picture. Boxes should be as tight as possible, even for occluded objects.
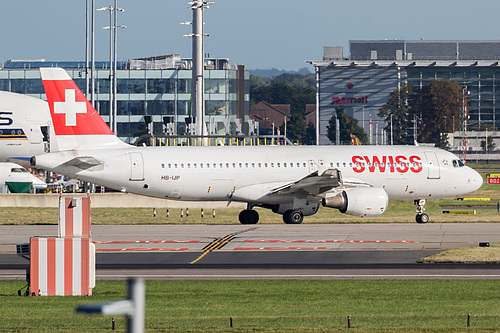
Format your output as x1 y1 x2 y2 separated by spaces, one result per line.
29 125 42 144
424 151 440 179
308 160 318 173
129 152 145 181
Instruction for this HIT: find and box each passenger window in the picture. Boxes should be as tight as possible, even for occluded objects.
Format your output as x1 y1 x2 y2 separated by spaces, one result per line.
277 163 280 167
226 163 230 168
168 163 171 168
258 163 262 167
161 163 165 168
245 163 248 167
252 163 255 168
233 163 236 168
271 163 274 167
284 163 287 167
174 164 178 168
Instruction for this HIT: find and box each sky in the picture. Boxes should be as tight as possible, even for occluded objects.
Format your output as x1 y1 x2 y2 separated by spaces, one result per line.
2 0 500 71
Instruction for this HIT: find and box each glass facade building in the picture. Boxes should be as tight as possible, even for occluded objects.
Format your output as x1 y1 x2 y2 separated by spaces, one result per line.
310 41 500 145
0 57 250 143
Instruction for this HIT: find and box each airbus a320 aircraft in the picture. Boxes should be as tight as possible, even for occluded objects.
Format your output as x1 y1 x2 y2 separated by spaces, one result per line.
31 68 483 224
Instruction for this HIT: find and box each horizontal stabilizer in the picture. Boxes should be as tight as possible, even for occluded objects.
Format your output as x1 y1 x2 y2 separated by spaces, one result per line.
62 156 103 170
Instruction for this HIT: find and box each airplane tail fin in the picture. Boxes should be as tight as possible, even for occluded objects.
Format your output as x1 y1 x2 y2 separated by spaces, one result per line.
40 67 127 151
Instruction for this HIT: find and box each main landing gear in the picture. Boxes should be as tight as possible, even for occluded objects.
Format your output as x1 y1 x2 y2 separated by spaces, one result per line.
238 209 259 224
238 208 305 224
282 210 304 224
415 199 429 224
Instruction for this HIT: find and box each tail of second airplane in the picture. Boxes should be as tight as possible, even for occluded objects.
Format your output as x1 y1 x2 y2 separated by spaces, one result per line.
40 67 128 151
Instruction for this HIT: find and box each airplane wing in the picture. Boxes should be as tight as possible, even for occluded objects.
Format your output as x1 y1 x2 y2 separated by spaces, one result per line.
268 169 373 197
269 169 342 196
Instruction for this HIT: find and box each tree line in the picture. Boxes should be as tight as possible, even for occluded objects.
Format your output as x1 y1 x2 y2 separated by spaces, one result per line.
250 73 316 144
251 73 475 147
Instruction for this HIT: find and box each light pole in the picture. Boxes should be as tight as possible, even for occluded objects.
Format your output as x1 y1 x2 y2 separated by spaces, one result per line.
98 3 125 135
97 6 114 130
114 0 125 135
390 113 393 145
183 1 214 144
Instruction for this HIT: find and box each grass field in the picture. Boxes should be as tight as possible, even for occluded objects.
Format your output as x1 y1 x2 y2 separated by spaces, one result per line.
1 280 499 332
0 197 499 225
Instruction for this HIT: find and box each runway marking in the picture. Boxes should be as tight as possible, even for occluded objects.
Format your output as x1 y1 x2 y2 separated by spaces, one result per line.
93 240 199 244
235 247 328 250
244 240 416 243
96 248 189 252
190 227 258 264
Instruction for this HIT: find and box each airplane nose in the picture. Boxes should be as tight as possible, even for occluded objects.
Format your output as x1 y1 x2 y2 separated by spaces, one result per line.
470 168 483 191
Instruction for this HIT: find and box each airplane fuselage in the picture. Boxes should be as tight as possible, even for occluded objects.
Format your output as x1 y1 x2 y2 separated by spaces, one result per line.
34 144 481 204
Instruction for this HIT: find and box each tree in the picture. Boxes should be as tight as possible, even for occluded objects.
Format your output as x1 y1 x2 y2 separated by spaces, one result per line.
251 73 316 143
378 84 414 145
412 79 462 145
302 122 316 145
480 136 496 152
284 112 307 143
327 105 368 144
436 133 450 150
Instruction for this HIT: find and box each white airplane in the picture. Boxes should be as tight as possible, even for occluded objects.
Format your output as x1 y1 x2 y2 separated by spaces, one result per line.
0 91 53 165
30 68 483 224
0 162 47 192
0 91 51 193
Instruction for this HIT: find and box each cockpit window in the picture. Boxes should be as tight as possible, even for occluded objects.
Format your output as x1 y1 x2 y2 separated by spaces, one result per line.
452 160 465 167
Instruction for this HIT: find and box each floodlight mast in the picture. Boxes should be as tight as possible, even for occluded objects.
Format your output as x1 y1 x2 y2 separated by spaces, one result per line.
185 1 213 144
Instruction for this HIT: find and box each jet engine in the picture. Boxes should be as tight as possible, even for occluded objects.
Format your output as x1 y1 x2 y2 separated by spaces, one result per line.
322 187 388 217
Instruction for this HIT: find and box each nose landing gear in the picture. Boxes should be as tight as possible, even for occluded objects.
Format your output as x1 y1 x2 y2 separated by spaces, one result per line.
415 199 429 223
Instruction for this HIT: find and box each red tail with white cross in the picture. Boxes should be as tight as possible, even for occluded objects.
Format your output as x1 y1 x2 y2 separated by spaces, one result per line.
41 67 114 136
40 68 126 151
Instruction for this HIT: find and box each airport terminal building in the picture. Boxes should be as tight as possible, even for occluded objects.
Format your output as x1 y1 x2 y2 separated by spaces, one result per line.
0 55 250 143
310 40 500 145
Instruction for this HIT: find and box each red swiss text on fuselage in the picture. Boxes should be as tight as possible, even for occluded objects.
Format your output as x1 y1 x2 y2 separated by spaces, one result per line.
351 155 423 173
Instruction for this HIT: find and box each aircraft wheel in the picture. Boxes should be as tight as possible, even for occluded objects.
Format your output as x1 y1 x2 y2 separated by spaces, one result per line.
239 210 259 224
247 210 259 224
283 210 304 224
416 213 429 224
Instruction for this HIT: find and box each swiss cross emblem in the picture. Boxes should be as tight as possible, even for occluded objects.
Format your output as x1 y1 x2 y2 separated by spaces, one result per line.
53 89 87 126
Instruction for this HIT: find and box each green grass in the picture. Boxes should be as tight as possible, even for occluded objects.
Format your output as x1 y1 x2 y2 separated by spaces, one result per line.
0 198 499 225
419 243 500 263
1 280 499 332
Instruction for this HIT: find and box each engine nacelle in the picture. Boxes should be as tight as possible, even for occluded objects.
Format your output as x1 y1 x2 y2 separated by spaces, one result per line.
322 187 388 217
